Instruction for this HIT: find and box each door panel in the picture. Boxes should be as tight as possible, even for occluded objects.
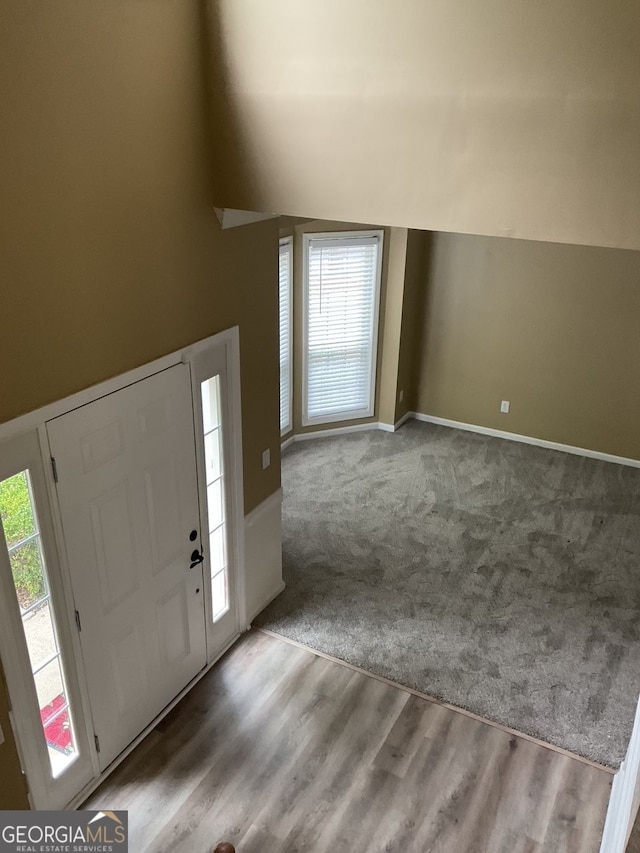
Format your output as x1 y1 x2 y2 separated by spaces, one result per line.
110 624 147 714
47 364 207 770
156 582 191 665
144 455 182 574
90 482 139 610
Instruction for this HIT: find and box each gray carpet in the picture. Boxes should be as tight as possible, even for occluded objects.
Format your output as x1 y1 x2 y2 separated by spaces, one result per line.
255 421 640 768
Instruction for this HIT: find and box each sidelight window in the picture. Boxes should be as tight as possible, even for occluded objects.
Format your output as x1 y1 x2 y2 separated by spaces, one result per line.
0 470 78 777
200 376 229 622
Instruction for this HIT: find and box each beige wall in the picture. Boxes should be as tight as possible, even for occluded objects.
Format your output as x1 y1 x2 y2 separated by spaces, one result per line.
414 232 640 460
208 0 640 251
0 0 280 807
0 670 28 808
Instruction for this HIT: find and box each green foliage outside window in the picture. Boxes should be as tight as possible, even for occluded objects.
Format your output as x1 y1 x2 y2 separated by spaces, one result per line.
0 472 46 608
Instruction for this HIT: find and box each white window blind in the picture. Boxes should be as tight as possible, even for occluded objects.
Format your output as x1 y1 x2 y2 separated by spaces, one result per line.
279 238 292 434
303 232 382 424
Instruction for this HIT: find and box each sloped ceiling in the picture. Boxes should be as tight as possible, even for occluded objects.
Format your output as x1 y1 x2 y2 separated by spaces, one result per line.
206 0 640 250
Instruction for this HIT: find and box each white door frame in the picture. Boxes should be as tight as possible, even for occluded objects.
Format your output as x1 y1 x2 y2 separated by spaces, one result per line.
190 344 247 658
0 431 95 809
0 327 246 807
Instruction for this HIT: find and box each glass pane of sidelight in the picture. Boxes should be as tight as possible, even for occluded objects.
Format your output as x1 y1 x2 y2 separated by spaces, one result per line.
200 376 230 623
201 376 222 433
206 479 225 533
211 570 228 621
35 657 65 713
204 429 222 484
9 539 47 611
0 470 36 548
0 469 79 776
23 601 58 671
209 523 226 575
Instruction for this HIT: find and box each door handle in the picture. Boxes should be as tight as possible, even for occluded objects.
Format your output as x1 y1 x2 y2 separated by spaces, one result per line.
190 548 204 569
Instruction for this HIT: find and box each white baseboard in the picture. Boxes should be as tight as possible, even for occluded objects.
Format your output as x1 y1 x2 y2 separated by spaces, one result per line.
244 488 284 624
380 412 413 433
600 692 640 852
291 422 382 442
410 412 640 470
394 411 412 431
281 411 640 470
282 416 415 444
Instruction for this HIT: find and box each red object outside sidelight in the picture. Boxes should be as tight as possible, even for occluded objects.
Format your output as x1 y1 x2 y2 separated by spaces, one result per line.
40 694 73 754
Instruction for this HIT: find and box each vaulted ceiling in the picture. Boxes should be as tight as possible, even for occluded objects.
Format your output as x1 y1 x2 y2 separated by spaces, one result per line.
206 0 640 250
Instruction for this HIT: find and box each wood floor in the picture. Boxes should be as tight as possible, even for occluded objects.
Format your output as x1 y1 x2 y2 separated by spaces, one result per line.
84 630 612 853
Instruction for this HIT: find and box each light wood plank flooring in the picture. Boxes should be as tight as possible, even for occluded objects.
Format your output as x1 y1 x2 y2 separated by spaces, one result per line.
84 630 612 852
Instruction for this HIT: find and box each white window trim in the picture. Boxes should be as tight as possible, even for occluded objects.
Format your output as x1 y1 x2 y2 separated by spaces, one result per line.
302 230 384 427
190 341 246 654
279 236 293 436
0 431 95 809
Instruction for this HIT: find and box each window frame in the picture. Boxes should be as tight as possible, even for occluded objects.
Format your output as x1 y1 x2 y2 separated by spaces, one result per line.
0 430 94 809
279 237 293 436
301 230 384 427
189 337 245 660
200 374 231 624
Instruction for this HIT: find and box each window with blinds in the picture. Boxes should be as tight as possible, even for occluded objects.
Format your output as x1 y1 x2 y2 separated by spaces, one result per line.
279 237 293 434
303 232 383 425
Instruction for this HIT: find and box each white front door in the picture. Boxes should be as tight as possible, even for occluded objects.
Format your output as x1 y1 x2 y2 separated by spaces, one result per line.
47 364 207 770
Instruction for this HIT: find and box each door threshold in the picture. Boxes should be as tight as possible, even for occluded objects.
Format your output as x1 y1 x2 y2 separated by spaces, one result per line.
67 631 243 810
257 627 615 775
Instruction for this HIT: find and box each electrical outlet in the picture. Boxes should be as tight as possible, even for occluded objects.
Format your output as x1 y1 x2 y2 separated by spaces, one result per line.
500 400 510 414
398 389 404 403
262 448 271 470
